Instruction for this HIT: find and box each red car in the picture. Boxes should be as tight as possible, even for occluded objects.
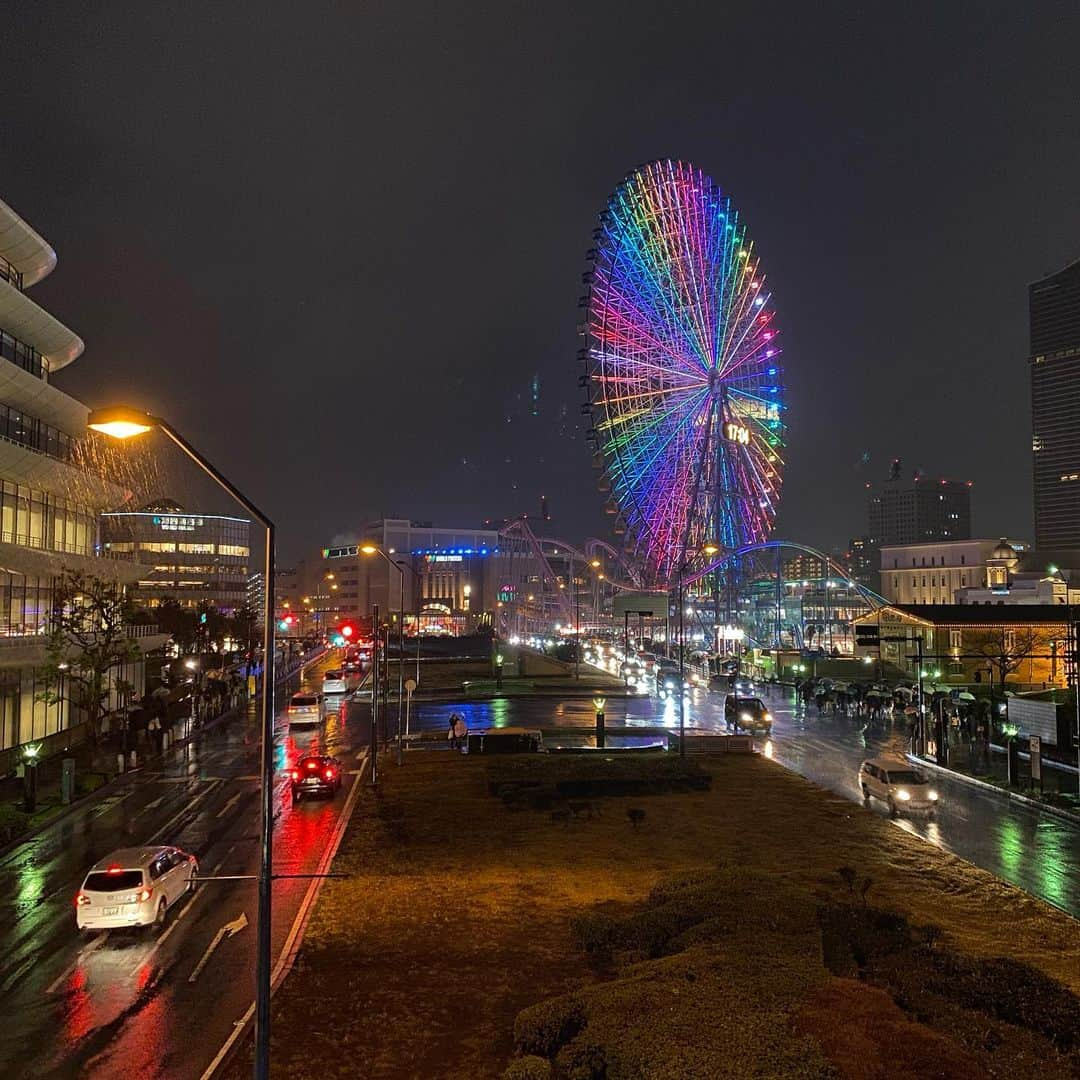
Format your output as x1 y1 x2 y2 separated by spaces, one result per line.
290 754 343 802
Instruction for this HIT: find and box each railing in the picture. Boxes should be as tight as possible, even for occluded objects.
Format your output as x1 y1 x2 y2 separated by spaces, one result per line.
0 623 161 645
0 255 23 292
0 530 93 557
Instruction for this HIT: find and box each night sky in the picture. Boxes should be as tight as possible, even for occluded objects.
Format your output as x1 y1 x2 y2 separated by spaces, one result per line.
3 3 1078 563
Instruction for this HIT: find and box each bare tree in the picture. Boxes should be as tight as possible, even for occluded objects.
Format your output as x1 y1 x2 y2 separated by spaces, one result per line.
39 569 142 749
966 626 1049 696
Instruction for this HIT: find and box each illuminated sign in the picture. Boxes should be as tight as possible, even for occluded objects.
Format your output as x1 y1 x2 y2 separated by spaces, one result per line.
723 422 750 446
153 515 204 532
426 554 463 563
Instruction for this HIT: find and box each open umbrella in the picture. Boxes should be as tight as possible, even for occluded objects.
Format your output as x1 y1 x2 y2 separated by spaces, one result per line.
957 691 976 702
894 686 914 699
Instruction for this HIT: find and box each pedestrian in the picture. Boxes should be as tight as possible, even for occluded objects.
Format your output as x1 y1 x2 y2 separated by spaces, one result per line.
448 713 468 750
148 713 163 756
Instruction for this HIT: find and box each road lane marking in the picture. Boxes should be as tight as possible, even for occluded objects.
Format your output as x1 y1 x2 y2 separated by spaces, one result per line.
150 782 220 842
188 913 248 983
129 889 202 976
47 932 108 995
200 753 369 1079
216 793 243 819
0 955 35 993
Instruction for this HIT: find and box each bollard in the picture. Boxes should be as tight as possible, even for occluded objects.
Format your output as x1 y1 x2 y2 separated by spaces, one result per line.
593 697 606 750
129 750 137 770
117 752 126 774
61 758 76 805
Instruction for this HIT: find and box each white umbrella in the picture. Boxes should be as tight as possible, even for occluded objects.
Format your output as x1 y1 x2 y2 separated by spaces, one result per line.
957 691 976 702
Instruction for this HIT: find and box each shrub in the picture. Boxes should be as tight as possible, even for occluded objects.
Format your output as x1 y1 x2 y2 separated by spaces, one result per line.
502 1056 553 1080
514 995 587 1057
0 805 31 845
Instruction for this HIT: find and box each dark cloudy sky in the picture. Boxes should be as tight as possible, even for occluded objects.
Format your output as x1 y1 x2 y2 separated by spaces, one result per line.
2 3 1078 563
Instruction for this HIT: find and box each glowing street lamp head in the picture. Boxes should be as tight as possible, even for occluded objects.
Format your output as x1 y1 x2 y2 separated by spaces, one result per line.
87 406 159 440
702 542 720 556
360 545 379 555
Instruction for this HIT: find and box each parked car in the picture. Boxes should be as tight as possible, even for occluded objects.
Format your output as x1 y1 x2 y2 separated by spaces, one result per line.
76 846 198 932
858 758 938 818
290 754 343 802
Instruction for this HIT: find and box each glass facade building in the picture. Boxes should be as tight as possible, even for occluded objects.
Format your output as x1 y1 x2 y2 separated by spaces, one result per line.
1030 259 1080 549
101 503 252 612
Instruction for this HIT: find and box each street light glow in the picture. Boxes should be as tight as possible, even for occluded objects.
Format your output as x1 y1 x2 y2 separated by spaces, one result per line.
87 406 159 439
360 545 378 555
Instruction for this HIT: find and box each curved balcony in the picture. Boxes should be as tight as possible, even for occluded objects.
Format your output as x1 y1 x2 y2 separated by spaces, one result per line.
0 278 83 371
0 198 57 288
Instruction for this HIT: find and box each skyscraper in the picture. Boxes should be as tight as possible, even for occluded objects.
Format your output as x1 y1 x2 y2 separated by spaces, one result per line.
866 461 971 547
1030 259 1080 548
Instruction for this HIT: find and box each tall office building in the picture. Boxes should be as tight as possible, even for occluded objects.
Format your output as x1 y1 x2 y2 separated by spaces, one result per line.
1030 259 1080 548
866 461 972 547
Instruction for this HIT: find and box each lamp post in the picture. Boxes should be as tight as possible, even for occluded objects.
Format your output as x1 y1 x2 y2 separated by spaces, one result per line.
88 406 276 1080
676 543 719 758
361 545 406 765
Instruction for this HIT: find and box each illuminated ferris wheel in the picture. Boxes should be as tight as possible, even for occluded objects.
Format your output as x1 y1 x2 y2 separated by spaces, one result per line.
581 160 786 586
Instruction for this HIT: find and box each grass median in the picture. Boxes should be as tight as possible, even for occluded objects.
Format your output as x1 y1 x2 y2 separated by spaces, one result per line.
233 751 1080 1078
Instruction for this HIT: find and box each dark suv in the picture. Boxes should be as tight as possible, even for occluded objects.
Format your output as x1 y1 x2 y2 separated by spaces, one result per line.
725 696 773 735
290 755 343 802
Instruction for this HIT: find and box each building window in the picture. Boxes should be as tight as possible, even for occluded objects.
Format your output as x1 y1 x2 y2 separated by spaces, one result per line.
218 544 249 557
138 542 177 553
949 629 961 650
178 542 214 554
960 554 965 565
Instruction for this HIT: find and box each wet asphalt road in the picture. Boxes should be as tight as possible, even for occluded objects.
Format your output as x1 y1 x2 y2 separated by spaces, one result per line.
0 652 372 1080
411 683 1080 918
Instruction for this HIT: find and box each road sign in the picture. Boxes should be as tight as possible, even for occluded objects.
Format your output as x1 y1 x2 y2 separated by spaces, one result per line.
1029 735 1042 782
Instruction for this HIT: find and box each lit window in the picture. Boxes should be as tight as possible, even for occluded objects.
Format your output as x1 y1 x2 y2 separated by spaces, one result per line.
218 544 249 557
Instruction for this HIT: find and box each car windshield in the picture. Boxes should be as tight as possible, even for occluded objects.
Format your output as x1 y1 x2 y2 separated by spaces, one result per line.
291 695 318 706
886 770 926 785
85 870 143 891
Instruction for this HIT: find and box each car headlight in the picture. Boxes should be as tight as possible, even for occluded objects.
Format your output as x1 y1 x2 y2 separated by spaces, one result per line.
896 789 911 801
928 790 938 801
763 713 773 723
740 712 751 722
665 681 674 689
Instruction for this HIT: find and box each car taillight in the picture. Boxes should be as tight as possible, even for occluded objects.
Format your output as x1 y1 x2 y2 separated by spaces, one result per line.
75 892 91 906
136 887 153 903
325 768 335 780
290 770 299 781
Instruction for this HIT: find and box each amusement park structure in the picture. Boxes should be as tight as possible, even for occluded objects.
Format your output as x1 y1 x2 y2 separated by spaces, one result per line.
490 161 884 657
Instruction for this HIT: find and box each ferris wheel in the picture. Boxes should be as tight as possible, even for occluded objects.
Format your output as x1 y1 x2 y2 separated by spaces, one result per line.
581 160 786 586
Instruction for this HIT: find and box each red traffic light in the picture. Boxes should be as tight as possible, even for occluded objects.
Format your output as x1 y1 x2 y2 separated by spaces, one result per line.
339 622 356 639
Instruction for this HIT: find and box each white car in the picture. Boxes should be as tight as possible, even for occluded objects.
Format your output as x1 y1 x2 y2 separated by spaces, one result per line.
858 758 938 818
322 670 348 695
287 691 324 726
76 846 198 931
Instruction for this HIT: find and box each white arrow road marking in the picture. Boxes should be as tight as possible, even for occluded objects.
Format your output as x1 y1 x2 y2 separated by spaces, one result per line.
47 932 109 995
216 793 243 819
188 912 248 983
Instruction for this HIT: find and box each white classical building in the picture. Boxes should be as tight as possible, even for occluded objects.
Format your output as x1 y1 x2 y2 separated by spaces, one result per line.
0 196 167 767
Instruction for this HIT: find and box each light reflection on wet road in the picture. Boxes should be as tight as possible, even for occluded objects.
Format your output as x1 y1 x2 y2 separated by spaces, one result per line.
0 653 372 1080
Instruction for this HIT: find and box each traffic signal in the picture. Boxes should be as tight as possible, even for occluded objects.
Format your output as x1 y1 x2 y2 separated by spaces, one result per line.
278 613 295 632
338 621 356 640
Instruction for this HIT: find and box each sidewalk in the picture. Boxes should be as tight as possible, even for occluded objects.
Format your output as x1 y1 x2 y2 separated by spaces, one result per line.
0 647 325 847
909 740 1080 820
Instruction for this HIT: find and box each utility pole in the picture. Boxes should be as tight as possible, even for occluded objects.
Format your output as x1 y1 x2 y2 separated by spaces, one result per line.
370 603 379 785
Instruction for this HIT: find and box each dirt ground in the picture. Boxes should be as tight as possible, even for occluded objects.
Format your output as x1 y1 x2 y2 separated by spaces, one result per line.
230 751 1080 1079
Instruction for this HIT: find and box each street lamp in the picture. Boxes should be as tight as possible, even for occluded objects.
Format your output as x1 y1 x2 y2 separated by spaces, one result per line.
88 405 277 1080
675 542 719 758
361 545 407 766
